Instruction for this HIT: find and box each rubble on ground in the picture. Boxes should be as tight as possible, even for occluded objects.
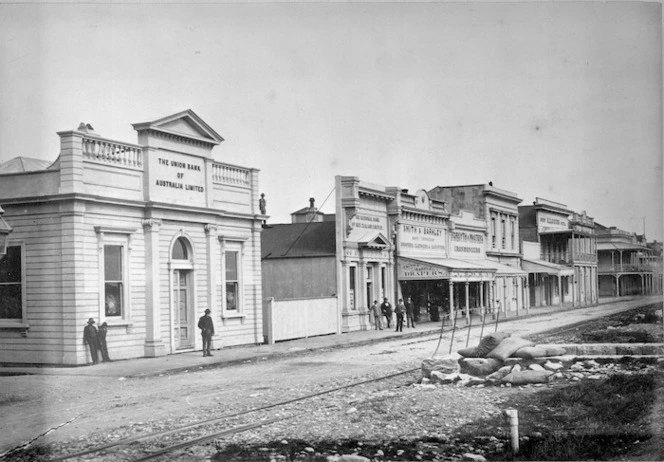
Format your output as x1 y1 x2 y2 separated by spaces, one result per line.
421 330 663 387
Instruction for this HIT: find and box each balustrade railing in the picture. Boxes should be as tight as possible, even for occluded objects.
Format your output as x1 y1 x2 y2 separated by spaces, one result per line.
212 163 250 187
82 137 143 169
598 263 655 273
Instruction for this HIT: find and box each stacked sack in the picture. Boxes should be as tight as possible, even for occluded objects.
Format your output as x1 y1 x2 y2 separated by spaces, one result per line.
456 332 566 385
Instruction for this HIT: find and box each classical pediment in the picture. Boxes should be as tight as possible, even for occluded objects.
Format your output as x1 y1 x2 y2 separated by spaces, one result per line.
132 109 224 146
357 232 391 249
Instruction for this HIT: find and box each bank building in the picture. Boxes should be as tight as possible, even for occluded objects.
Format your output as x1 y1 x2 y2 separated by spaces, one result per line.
0 110 265 365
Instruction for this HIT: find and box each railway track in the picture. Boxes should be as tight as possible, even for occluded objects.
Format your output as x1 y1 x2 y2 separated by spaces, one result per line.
47 367 420 462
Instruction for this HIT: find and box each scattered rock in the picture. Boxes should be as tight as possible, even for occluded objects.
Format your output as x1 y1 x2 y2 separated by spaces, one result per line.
459 358 503 377
462 453 487 461
422 354 461 378
543 361 564 371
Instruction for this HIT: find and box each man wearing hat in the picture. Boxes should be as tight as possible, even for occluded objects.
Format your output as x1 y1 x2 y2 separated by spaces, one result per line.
197 309 215 357
83 318 100 365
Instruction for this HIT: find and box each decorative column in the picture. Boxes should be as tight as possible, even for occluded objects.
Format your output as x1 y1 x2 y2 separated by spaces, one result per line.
143 218 165 357
491 280 497 318
464 281 470 324
479 280 485 316
205 223 218 312
558 275 563 309
514 277 520 316
448 280 454 322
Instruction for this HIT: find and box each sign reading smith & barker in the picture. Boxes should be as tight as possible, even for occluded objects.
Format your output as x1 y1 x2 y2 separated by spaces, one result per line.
151 152 206 205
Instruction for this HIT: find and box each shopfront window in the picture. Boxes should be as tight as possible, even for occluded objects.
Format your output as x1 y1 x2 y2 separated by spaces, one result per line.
0 245 22 320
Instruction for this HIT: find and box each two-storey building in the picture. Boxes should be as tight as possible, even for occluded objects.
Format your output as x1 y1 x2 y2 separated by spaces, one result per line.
0 110 265 365
518 198 597 308
596 224 661 297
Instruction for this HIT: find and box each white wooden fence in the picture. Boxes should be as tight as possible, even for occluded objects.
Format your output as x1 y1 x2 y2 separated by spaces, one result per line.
263 296 339 344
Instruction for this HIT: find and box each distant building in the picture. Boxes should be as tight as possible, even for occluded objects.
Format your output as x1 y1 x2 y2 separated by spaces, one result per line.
595 224 661 296
518 198 597 308
0 110 265 365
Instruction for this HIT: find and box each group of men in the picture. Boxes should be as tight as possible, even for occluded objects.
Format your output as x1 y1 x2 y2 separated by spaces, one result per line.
370 296 416 332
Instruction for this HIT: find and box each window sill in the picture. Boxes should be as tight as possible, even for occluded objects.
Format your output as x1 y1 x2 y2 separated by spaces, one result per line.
0 322 30 337
221 312 245 319
0 322 30 330
105 321 132 328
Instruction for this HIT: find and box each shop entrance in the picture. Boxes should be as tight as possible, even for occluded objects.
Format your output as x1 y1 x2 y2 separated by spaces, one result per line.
173 269 193 349
399 279 450 322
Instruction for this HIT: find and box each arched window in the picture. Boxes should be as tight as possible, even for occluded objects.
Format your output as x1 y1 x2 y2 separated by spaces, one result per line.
172 237 189 260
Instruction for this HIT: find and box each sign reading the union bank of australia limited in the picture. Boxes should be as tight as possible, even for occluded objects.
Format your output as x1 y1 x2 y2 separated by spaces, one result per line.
151 152 206 206
398 223 446 259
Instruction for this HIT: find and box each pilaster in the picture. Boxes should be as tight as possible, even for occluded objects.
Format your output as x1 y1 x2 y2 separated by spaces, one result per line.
143 218 166 357
57 131 85 195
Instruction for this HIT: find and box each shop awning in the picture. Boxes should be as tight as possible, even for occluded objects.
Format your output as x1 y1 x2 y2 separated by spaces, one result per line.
522 259 574 276
597 242 648 252
397 257 495 281
481 261 527 276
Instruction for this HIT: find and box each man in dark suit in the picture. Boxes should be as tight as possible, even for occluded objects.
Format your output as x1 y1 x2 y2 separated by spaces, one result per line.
198 309 215 357
380 297 393 329
83 318 100 365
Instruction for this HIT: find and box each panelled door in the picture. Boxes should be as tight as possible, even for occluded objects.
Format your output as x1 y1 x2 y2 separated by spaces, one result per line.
173 269 193 349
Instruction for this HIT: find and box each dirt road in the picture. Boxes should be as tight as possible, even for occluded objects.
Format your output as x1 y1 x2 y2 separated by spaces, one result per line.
0 296 660 459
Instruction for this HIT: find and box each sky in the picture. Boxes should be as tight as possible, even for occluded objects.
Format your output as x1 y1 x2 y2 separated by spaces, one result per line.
0 1 662 240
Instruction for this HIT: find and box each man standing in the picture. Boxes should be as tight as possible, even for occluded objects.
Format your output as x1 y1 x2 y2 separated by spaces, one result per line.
370 300 383 330
380 297 393 329
406 296 416 328
395 298 406 332
83 318 100 365
198 309 215 357
98 322 111 362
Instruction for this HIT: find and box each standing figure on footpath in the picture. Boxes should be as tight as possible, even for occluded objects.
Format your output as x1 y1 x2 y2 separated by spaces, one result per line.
98 322 111 362
395 298 406 332
370 300 383 330
380 297 393 329
406 296 416 328
198 308 215 357
83 318 100 365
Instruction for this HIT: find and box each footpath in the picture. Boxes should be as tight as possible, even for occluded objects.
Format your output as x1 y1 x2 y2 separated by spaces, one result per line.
1 295 661 379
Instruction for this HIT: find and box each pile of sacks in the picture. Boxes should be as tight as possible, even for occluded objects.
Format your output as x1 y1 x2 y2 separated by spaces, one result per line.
422 332 567 386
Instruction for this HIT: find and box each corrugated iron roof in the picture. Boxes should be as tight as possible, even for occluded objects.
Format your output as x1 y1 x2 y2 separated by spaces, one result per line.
0 156 53 174
261 221 336 259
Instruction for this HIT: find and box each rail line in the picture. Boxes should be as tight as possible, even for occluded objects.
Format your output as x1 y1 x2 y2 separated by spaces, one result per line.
49 367 419 462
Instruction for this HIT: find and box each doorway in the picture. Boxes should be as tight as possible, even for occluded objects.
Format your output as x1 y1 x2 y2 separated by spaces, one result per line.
173 269 193 349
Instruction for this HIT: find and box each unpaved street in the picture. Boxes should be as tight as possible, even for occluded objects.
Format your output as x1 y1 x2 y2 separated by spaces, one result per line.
0 297 659 460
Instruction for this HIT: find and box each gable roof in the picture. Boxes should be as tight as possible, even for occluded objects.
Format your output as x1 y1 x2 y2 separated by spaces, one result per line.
0 156 53 174
261 221 336 259
131 109 224 146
